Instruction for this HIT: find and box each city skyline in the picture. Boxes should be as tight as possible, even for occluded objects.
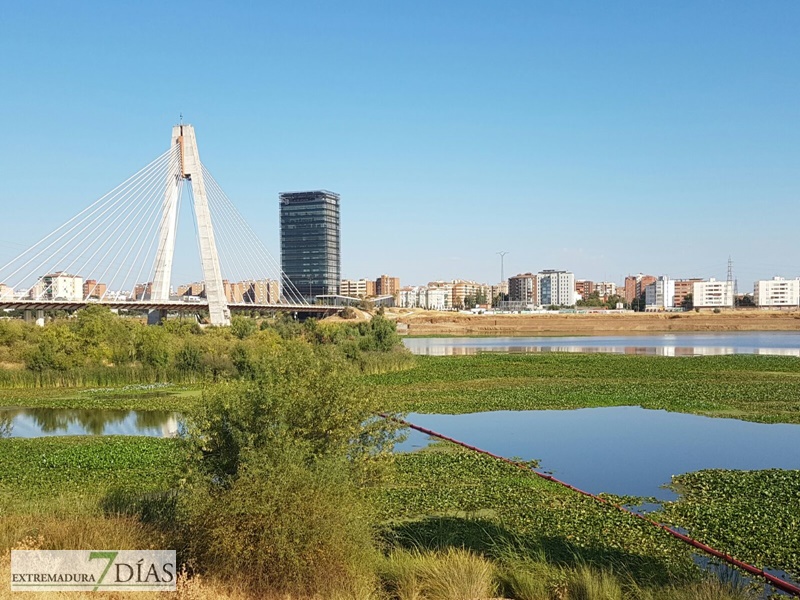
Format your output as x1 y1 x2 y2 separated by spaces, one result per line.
0 2 798 287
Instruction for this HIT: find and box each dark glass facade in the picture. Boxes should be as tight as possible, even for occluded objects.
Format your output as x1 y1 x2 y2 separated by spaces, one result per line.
279 190 341 302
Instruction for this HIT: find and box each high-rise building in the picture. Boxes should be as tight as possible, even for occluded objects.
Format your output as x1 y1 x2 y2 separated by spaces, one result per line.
279 190 341 301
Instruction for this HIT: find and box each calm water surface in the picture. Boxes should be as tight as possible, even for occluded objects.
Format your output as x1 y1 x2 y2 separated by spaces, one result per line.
404 332 800 356
0 408 179 438
397 407 800 500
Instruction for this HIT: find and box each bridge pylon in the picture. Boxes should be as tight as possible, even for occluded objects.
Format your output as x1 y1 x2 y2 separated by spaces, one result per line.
149 125 230 326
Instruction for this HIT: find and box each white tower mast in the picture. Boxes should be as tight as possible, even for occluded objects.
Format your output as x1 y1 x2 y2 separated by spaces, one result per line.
149 124 230 326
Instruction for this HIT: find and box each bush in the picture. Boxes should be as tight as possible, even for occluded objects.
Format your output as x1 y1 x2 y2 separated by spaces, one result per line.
181 339 400 595
187 450 377 596
340 306 358 319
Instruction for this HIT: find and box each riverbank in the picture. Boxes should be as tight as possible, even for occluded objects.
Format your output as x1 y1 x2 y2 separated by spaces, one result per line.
388 309 800 336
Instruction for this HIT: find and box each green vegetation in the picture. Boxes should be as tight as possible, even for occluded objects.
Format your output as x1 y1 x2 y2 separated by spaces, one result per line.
0 306 412 388
375 441 696 584
1 309 798 598
662 469 800 581
367 353 800 423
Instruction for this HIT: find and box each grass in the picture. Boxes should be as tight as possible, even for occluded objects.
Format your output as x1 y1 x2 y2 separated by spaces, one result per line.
365 353 800 423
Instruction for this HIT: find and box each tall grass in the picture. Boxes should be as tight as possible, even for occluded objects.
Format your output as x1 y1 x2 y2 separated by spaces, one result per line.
0 366 202 388
379 548 496 600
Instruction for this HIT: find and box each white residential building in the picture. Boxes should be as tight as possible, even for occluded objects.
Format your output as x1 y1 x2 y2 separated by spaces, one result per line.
693 278 734 308
644 276 675 311
424 286 451 311
398 287 420 308
594 281 617 298
30 273 84 301
754 277 800 308
0 283 13 300
537 270 575 307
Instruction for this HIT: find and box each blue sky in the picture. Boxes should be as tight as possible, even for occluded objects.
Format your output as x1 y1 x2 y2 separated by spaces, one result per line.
1 1 798 289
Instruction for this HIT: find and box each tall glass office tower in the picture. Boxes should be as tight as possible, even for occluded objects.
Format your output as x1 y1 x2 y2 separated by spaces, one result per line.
279 190 340 302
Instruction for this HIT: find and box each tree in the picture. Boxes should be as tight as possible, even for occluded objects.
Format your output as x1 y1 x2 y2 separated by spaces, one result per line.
682 293 694 311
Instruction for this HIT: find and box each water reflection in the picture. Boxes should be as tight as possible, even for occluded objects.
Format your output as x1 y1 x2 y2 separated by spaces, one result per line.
396 407 800 500
404 333 800 357
0 408 179 438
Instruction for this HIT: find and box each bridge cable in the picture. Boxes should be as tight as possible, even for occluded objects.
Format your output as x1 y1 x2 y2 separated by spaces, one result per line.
31 146 179 300
201 164 308 305
3 146 178 295
0 146 176 281
96 151 183 300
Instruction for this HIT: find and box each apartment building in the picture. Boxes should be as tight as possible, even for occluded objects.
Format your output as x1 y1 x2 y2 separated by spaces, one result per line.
223 280 245 303
537 270 575 306
673 278 703 307
508 273 537 305
340 278 376 298
624 274 656 304
594 281 617 299
644 276 675 311
82 280 107 300
575 279 595 300
0 283 14 300
754 277 800 308
32 272 83 301
375 275 400 297
693 279 734 308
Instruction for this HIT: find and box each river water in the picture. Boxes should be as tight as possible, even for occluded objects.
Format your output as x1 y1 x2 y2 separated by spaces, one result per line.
0 408 179 438
403 331 800 356
396 407 800 500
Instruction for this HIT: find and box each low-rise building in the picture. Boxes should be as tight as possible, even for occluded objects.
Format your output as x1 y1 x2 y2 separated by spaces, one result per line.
0 283 13 300
754 277 800 308
693 278 734 309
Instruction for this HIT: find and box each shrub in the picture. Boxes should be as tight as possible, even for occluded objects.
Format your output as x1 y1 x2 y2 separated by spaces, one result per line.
187 450 377 596
181 339 399 596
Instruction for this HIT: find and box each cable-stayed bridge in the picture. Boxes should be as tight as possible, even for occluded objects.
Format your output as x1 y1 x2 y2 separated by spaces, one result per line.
0 124 337 325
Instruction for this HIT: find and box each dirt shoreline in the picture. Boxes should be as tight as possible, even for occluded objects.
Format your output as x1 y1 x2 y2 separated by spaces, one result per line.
388 309 800 336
